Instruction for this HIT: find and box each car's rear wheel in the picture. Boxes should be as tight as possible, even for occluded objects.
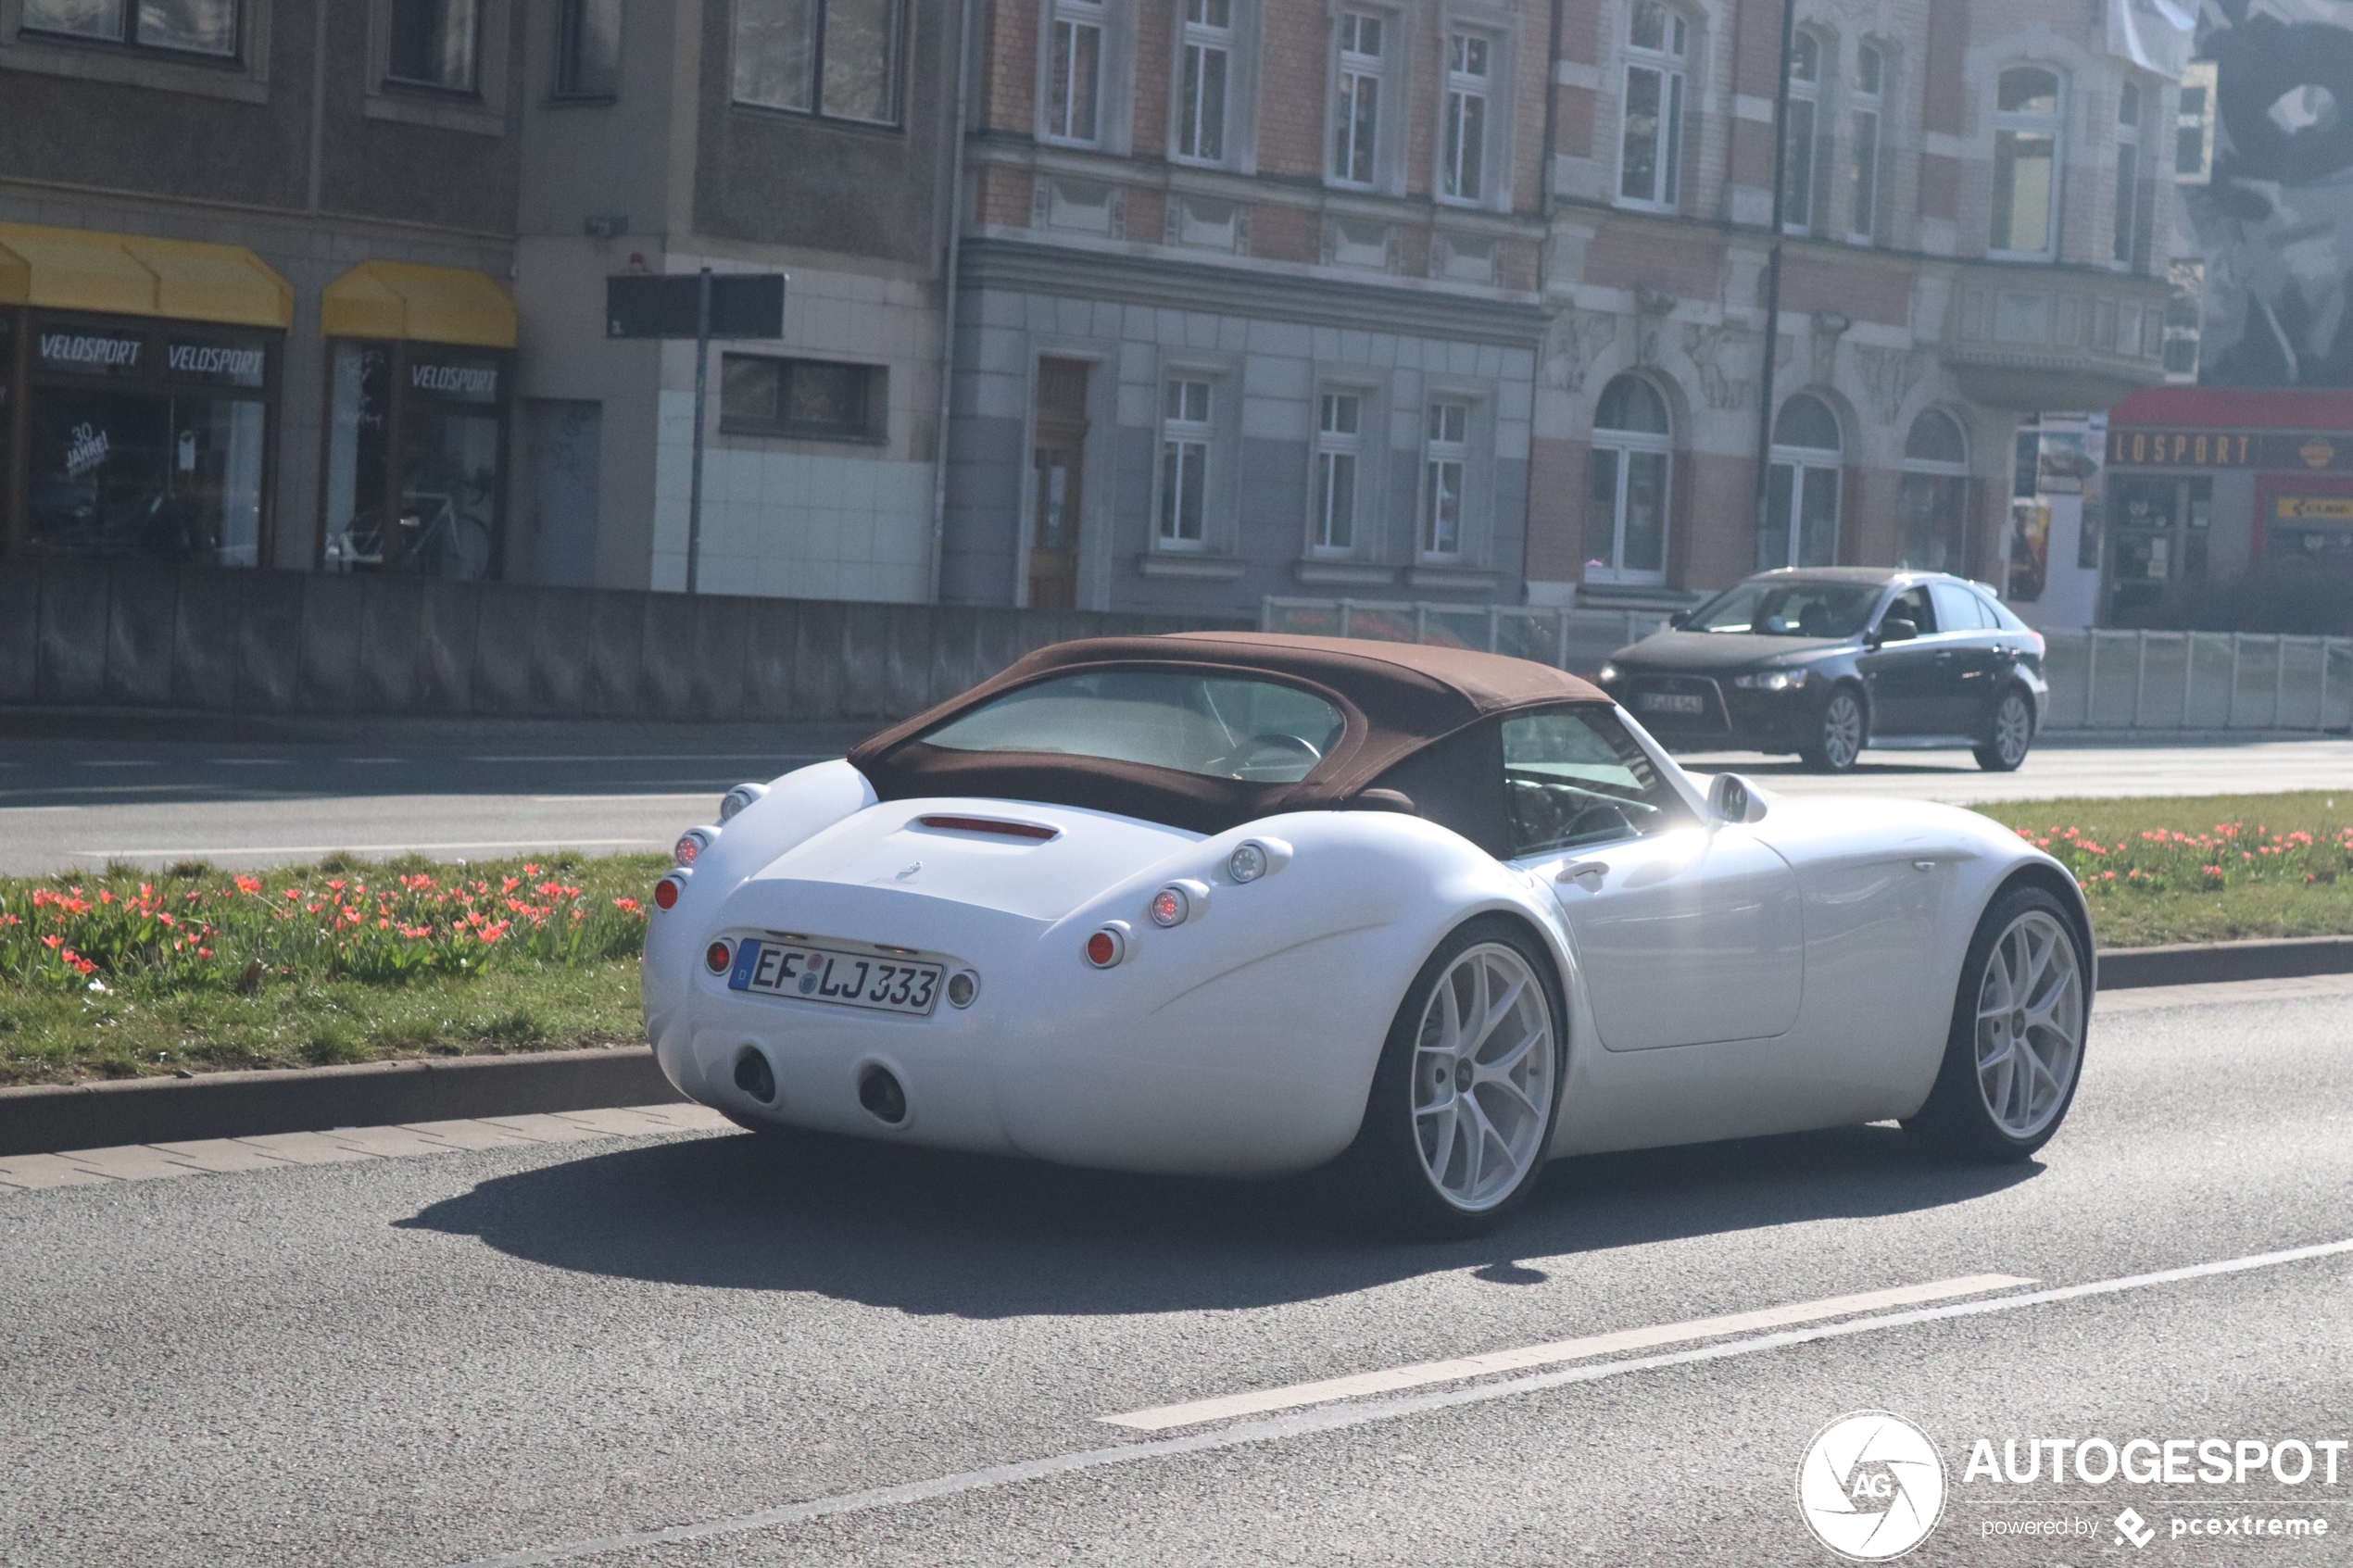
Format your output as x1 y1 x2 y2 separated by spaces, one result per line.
1973 689 2035 772
1799 685 1867 772
1903 885 2088 1160
1343 918 1565 1238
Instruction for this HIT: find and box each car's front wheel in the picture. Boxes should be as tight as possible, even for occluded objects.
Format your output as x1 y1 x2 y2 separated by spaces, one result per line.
1799 685 1867 772
1973 688 2035 772
1343 917 1565 1238
1903 885 2088 1160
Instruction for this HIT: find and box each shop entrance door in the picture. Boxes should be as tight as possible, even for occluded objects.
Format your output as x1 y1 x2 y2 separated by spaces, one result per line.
1029 358 1089 610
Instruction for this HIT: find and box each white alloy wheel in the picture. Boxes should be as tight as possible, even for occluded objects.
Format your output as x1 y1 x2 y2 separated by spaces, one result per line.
1809 689 1864 771
1410 942 1557 1211
1982 691 2033 771
1972 909 2084 1139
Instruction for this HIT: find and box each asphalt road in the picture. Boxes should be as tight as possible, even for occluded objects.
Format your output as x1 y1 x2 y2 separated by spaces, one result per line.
3 720 2349 875
4 978 2348 1567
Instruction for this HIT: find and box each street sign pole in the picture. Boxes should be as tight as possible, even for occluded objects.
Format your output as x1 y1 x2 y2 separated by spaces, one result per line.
686 267 712 596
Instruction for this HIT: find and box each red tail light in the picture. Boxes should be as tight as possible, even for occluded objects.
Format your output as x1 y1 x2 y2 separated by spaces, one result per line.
654 877 681 910
1085 927 1125 968
705 940 733 973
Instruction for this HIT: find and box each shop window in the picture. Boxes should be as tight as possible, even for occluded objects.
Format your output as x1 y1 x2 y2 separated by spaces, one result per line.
1898 408 1969 571
1618 0 1686 210
2108 473 2208 616
733 0 903 124
321 340 508 579
720 356 884 441
1761 394 1841 570
13 317 272 566
1992 67 2064 258
23 0 238 56
555 0 620 99
1584 375 1671 584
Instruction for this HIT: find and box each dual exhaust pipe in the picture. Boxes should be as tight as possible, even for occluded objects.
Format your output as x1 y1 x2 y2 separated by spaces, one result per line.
733 1046 907 1127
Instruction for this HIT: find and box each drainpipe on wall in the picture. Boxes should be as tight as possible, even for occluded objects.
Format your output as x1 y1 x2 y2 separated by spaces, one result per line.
927 0 980 606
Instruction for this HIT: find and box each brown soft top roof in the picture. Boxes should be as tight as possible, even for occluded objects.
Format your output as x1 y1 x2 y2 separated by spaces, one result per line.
848 633 1607 834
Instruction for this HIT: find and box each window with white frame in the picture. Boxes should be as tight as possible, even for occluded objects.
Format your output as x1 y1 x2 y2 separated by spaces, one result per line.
1422 399 1470 558
1047 0 1105 144
1159 378 1212 548
1332 10 1383 186
1992 67 2064 258
2175 64 2213 179
1176 0 1232 162
1618 0 1686 209
1782 31 1821 232
2114 79 2142 266
1898 408 1969 572
1849 44 1883 243
1584 375 1672 584
1313 392 1362 554
1441 31 1491 204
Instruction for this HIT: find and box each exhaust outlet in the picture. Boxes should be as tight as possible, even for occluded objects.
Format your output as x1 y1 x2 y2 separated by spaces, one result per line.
733 1047 777 1104
856 1063 908 1125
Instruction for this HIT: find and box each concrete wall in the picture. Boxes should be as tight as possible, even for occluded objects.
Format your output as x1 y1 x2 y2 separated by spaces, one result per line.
0 561 1245 724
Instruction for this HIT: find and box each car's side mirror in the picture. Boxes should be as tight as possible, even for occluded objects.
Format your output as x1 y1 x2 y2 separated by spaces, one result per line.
1708 772 1768 824
1877 617 1919 644
1667 610 1691 630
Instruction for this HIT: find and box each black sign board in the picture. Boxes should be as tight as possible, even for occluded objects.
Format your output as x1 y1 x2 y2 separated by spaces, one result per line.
605 273 785 340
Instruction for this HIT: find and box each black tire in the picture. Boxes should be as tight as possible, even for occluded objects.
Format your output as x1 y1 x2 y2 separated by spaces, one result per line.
1340 916 1567 1239
1798 684 1868 772
1973 688 2035 772
1902 884 2090 1161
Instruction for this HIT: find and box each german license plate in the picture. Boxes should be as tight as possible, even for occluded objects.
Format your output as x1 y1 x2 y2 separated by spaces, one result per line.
1638 692 1706 715
727 938 943 1016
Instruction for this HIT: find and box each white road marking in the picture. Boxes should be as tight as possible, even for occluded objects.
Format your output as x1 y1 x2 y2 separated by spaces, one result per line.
1101 1273 2032 1431
2098 972 2353 1012
66 837 666 859
206 758 291 766
528 794 714 803
450 1236 2353 1568
74 759 159 768
463 753 831 764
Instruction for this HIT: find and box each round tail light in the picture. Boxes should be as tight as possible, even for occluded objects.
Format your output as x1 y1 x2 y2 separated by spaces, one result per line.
705 940 733 974
653 876 681 910
1085 927 1126 968
1149 885 1189 927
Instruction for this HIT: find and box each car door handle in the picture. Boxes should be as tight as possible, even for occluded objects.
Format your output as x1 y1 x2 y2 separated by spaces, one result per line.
1556 860 1610 886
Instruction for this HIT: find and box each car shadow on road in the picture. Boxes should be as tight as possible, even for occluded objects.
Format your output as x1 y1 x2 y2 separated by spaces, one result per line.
396 1122 2040 1317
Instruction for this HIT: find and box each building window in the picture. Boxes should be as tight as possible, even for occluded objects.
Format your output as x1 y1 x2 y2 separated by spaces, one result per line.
322 340 509 579
1313 391 1361 554
1159 378 1211 547
1898 408 1969 572
733 0 905 125
1584 375 1671 584
1782 31 1821 232
2163 258 2204 380
1849 44 1883 243
1992 67 2064 258
23 0 239 55
1175 0 1231 162
555 0 621 99
1441 32 1491 204
2114 80 2142 266
1422 399 1469 558
2175 67 2213 179
1331 10 1383 186
1761 394 1841 570
720 356 885 441
387 0 482 91
1619 0 1686 209
1045 0 1105 143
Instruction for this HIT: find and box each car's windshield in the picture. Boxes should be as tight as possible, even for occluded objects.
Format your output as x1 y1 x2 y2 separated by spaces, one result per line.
1683 579 1880 638
922 671 1347 784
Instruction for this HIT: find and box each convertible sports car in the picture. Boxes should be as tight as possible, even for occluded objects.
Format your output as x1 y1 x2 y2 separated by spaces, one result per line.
643 633 2093 1236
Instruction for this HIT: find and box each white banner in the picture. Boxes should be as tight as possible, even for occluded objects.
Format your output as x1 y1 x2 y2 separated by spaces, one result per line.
2106 0 2196 78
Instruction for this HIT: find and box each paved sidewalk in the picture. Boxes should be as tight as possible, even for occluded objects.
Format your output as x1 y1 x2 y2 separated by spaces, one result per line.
0 1100 735 1196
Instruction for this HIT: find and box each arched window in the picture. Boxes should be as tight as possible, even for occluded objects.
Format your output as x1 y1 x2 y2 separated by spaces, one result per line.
1898 409 1969 571
1993 67 2064 257
1761 394 1842 569
1783 31 1823 232
1584 375 1673 583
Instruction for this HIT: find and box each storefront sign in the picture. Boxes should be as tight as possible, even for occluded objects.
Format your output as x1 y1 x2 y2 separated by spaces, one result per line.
409 358 499 404
2110 428 2353 470
2273 495 2353 524
36 329 144 376
164 338 268 389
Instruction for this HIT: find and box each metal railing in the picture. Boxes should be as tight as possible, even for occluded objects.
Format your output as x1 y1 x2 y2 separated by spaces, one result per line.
1264 598 2353 734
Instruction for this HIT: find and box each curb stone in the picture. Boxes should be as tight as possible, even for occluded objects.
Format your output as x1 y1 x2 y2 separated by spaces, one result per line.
1 934 2347 1159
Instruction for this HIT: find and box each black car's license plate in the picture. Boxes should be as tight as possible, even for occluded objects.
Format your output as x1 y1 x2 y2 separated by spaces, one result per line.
1637 692 1707 715
727 938 943 1016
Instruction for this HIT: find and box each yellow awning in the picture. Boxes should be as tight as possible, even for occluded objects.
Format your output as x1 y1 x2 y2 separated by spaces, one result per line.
0 223 292 328
321 260 516 349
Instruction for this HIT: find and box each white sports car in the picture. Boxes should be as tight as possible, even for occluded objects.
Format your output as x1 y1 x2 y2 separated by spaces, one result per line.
643 633 2093 1236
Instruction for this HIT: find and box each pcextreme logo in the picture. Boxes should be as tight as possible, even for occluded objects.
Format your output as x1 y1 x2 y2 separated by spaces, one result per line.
1796 1411 1947 1561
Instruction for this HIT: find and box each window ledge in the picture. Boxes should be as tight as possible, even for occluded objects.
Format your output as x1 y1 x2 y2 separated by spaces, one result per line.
366 89 507 136
719 420 887 445
1138 552 1249 581
1406 563 1500 592
0 28 269 102
1293 559 1398 588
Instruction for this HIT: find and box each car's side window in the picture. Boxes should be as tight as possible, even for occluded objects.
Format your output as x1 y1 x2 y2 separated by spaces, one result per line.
1881 585 1936 635
1929 581 1988 632
1502 707 1693 858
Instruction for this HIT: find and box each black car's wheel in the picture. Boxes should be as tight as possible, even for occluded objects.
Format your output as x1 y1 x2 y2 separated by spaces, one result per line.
1974 688 2035 772
1798 685 1867 772
1341 916 1566 1239
1903 884 2088 1161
